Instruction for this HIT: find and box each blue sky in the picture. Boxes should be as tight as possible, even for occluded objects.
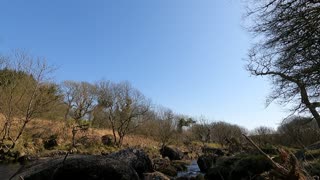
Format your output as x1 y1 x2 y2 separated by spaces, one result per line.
0 0 288 130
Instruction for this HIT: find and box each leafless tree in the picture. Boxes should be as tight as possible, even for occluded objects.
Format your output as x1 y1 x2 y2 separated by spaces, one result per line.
96 80 150 146
155 107 176 148
0 51 58 153
210 121 245 146
61 81 97 123
191 117 211 146
245 0 320 127
251 126 275 146
277 116 320 147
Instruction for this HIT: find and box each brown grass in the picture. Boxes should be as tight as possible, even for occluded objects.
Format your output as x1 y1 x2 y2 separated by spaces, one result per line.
0 116 162 157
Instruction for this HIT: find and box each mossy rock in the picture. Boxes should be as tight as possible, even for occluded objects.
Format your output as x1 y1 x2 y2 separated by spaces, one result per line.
171 160 190 171
205 155 272 180
230 155 272 179
158 165 177 177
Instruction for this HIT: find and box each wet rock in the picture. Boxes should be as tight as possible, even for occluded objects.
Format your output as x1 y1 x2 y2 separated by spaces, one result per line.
197 154 217 173
171 160 189 171
153 158 177 177
160 146 184 160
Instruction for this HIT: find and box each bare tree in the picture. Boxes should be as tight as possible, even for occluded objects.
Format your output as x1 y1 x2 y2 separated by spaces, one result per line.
210 121 246 147
277 116 320 147
155 107 176 148
61 81 97 123
0 51 58 154
251 126 275 146
191 117 211 146
96 80 150 146
246 0 320 127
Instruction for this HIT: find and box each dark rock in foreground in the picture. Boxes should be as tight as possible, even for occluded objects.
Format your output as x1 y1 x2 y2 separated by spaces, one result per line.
12 148 153 180
107 148 153 177
197 154 217 173
12 155 139 180
204 155 272 180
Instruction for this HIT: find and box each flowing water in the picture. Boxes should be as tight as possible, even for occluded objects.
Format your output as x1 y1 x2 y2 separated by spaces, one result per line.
177 160 203 178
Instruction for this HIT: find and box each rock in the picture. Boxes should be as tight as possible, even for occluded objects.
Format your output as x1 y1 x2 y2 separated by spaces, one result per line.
158 164 177 177
197 154 217 173
229 155 272 179
101 134 114 146
152 158 178 177
43 135 58 150
205 156 240 180
205 155 272 180
144 171 170 180
171 160 189 171
160 146 184 160
107 148 153 177
12 155 139 180
153 158 170 169
17 155 38 164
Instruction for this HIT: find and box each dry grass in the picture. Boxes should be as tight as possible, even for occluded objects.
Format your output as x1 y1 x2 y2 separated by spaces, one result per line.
0 116 162 157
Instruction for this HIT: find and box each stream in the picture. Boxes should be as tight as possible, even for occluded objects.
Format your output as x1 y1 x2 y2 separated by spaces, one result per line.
177 160 203 178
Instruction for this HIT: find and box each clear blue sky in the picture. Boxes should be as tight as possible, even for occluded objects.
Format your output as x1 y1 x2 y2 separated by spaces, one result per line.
0 0 288 130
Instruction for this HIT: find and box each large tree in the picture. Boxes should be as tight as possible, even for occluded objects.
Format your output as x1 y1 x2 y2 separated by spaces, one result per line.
246 0 320 126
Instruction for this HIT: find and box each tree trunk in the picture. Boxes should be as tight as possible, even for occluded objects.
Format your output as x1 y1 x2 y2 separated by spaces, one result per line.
299 84 320 128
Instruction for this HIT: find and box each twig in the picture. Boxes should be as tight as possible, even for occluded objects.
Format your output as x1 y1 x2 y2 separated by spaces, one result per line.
62 151 70 165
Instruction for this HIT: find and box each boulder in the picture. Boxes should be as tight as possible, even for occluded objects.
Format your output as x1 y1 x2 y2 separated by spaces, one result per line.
205 155 272 180
152 158 178 177
101 135 114 146
160 146 184 160
107 148 153 177
197 154 217 173
12 155 139 180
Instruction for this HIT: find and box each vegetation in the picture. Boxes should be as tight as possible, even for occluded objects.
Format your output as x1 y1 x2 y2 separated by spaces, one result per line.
0 0 319 179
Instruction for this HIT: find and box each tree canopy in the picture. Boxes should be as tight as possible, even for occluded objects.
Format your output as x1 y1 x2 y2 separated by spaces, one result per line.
246 0 320 127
